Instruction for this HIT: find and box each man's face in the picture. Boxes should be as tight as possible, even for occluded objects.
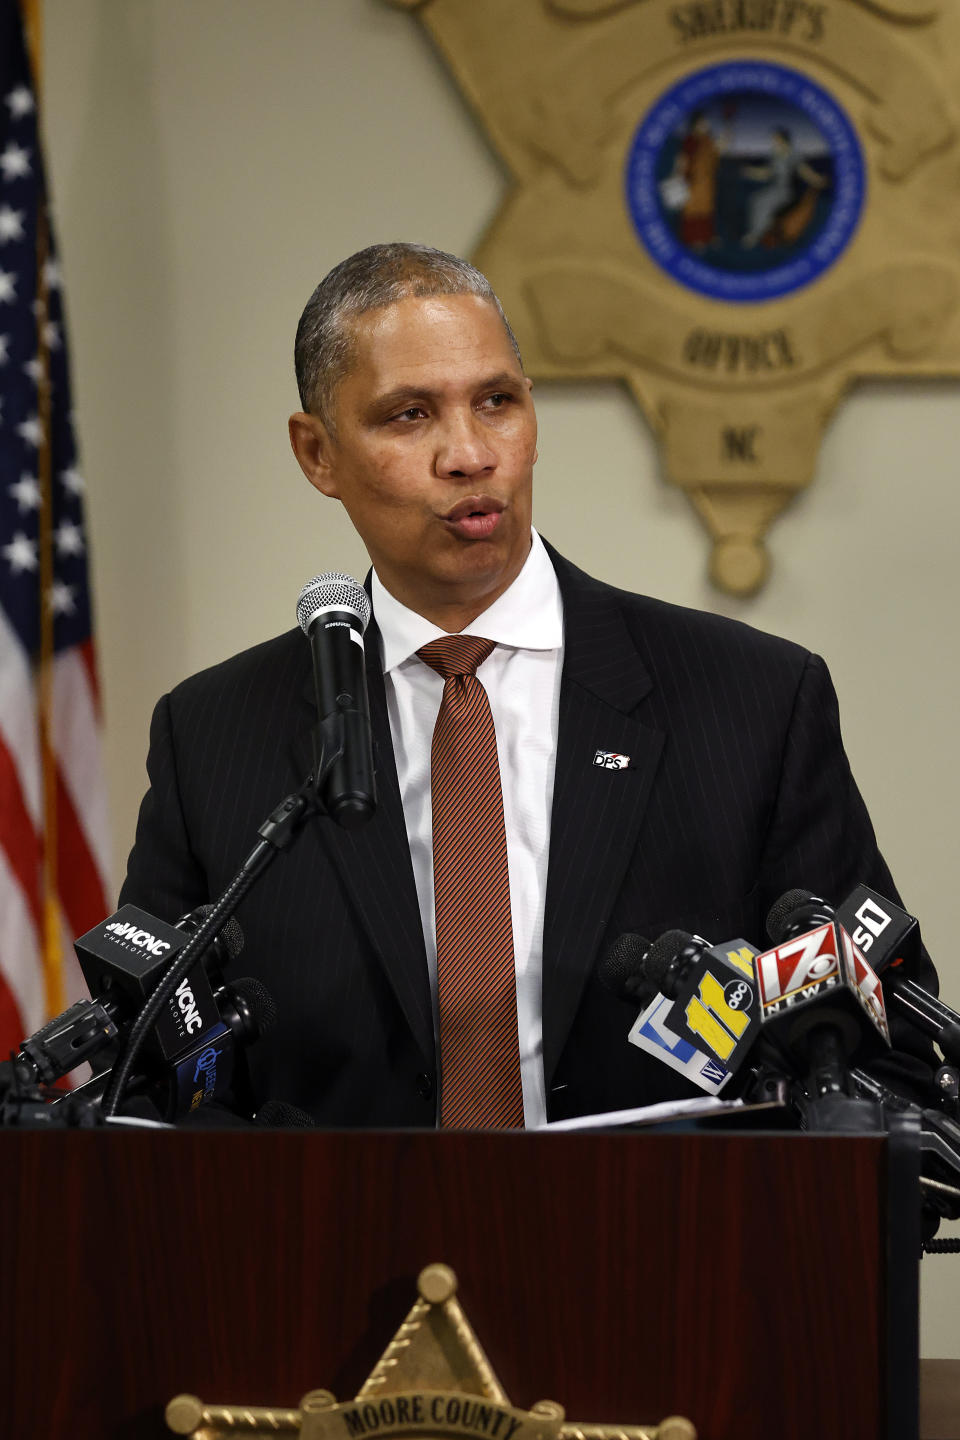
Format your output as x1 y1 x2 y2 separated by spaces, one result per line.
289 292 537 629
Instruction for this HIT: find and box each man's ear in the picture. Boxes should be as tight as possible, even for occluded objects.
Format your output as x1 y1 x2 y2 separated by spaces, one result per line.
288 411 340 498
524 378 538 464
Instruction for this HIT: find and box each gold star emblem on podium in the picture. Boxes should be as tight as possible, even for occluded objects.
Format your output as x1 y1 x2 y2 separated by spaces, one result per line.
384 0 960 594
166 1264 696 1439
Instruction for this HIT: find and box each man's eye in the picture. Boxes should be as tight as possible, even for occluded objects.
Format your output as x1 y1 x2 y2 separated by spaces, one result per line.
482 392 511 409
391 406 426 422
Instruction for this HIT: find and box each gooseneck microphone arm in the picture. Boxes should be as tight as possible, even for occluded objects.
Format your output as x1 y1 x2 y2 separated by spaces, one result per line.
886 982 960 1067
805 1024 853 1098
101 715 346 1118
104 569 378 1119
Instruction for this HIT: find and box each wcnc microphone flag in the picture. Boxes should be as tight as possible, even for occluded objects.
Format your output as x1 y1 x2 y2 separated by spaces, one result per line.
0 0 111 1057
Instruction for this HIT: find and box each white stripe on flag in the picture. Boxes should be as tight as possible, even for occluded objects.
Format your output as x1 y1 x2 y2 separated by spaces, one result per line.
59 902 89 1009
0 842 44 1035
0 605 41 826
59 905 93 1084
52 649 112 891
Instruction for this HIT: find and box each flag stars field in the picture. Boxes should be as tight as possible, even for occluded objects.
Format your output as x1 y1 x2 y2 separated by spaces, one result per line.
2 531 36 573
9 474 39 511
54 519 83 557
4 86 33 120
16 413 40 446
0 141 30 180
0 205 23 242
47 580 75 615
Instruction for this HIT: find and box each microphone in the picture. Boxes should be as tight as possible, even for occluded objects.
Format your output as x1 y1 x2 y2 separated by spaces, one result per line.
254 1099 316 1129
155 974 277 1121
759 892 892 1095
601 914 888 1106
45 973 278 1128
72 903 238 1077
2 902 249 1121
4 902 241 1095
73 972 276 1123
297 571 376 828
175 906 244 984
599 930 761 1094
833 883 922 971
78 903 280 1121
5 966 277 1126
27 903 266 1122
176 1095 317 1130
811 885 960 1067
597 932 654 1005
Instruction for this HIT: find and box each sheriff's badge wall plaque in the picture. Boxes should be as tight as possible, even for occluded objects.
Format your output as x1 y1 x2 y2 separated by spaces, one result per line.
385 0 960 595
165 1264 696 1439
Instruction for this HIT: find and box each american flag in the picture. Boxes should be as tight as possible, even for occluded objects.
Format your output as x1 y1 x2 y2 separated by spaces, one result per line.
0 0 111 1057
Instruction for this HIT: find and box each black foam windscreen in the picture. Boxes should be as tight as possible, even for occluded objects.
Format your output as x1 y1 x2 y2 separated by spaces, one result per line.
179 904 244 964
255 1100 316 1129
597 933 651 999
766 889 833 945
641 929 694 991
228 977 278 1037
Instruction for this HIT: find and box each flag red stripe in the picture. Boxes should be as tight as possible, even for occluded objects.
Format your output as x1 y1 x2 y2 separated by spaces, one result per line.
78 637 102 715
0 969 26 1057
55 766 109 937
0 732 42 930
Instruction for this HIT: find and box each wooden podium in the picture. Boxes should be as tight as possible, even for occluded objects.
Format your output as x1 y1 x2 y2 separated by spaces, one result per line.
0 1124 921 1439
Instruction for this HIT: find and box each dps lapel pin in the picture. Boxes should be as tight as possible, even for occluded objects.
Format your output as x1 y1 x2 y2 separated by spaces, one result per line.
593 750 632 770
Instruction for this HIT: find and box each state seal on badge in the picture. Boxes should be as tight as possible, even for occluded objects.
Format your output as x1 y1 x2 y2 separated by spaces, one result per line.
625 60 866 304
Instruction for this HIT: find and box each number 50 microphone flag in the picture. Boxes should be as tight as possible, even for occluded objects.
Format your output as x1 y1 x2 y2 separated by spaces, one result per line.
0 0 111 1056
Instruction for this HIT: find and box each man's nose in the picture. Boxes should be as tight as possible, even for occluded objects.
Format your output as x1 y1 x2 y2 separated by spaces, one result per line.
435 410 496 478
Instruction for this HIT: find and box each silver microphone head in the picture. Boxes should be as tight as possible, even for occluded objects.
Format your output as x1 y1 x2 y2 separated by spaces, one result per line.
296 572 370 635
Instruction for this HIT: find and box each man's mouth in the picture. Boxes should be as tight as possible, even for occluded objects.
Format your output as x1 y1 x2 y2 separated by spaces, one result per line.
442 496 505 539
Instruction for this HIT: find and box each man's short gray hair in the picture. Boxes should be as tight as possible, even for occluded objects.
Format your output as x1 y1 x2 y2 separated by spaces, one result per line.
294 242 523 432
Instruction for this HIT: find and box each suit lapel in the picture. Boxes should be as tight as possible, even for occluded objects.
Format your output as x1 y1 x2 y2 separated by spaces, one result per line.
290 619 434 1069
541 549 665 1088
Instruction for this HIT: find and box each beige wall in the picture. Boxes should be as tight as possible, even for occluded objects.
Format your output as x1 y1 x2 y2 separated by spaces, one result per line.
43 0 960 1351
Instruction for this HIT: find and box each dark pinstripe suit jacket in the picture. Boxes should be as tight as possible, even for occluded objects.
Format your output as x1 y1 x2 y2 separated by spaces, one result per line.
119 544 936 1123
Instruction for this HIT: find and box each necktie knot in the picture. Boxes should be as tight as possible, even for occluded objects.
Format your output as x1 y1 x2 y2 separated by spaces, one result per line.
418 634 495 680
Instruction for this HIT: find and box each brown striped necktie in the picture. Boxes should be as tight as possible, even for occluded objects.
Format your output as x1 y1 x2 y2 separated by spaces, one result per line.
417 635 524 1130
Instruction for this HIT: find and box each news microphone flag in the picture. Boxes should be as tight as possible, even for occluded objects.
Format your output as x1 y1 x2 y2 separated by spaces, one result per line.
74 905 240 1119
627 938 760 1094
0 1 111 1057
834 883 923 974
755 920 891 1054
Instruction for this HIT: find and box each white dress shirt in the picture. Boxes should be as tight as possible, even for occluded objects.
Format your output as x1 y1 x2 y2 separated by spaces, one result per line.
372 530 564 1127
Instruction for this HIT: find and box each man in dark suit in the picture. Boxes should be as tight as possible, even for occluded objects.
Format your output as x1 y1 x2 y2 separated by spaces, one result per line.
120 243 936 1125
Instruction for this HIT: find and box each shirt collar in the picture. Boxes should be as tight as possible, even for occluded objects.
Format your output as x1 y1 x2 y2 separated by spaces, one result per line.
372 529 564 674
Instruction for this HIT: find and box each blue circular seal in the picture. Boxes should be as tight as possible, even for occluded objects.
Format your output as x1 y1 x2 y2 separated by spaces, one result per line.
625 61 866 303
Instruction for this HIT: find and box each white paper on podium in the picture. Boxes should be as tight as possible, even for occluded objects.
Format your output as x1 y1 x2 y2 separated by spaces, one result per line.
539 1094 786 1132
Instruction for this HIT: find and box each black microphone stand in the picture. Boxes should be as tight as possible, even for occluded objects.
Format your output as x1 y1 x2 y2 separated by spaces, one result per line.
100 714 350 1118
797 1023 886 1133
